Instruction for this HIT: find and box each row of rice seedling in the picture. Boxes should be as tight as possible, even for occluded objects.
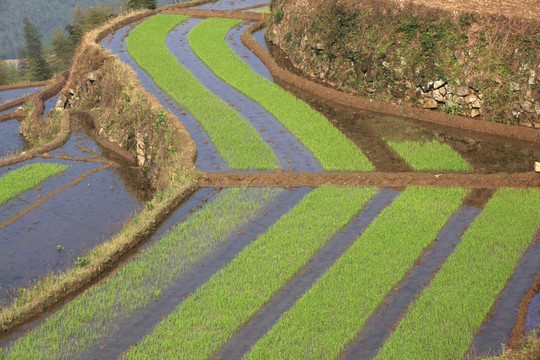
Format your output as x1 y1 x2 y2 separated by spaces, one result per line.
376 188 540 360
0 163 68 205
122 186 378 359
245 186 469 359
1 187 282 360
126 14 279 171
188 18 374 172
386 140 472 172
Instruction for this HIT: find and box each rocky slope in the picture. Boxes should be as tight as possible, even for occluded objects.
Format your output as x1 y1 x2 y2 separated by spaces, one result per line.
267 0 540 127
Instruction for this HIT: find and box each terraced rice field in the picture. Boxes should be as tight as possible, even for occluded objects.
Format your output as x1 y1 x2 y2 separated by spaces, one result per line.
1 0 539 359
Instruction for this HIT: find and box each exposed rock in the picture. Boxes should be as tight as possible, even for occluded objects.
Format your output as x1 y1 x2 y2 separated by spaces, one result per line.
17 106 24 112
510 81 520 91
87 72 97 83
471 109 481 117
456 86 469 96
55 94 67 111
512 110 521 119
366 86 376 93
382 61 390 68
521 101 533 113
433 80 446 90
472 100 482 109
394 68 404 79
462 63 473 77
455 95 465 105
437 87 447 97
68 88 76 96
535 161 540 173
423 99 438 109
445 84 455 95
464 95 477 104
454 50 465 64
433 91 445 103
535 102 540 116
528 70 536 85
136 132 145 167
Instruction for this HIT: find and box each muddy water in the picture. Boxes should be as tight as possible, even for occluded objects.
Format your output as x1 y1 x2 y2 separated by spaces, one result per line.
526 290 540 333
215 188 401 359
0 125 144 306
227 23 272 81
82 187 310 360
252 28 269 53
267 43 540 174
0 87 42 105
194 0 268 10
342 205 482 360
0 188 213 348
165 18 321 172
101 23 229 173
0 120 25 158
470 230 540 357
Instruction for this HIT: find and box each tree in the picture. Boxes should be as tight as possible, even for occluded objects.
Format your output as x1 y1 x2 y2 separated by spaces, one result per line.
50 27 72 71
127 0 157 11
20 17 51 81
0 59 7 85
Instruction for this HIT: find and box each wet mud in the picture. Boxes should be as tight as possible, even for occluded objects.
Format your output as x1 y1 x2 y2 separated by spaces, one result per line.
342 206 482 360
525 285 540 333
214 188 401 359
166 18 321 172
82 187 310 360
470 231 540 357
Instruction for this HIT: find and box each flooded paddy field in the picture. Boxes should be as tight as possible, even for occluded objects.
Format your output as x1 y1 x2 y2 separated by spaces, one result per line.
1 1 539 359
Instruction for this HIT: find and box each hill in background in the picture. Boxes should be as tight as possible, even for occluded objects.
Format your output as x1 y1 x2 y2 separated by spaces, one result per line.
0 0 179 59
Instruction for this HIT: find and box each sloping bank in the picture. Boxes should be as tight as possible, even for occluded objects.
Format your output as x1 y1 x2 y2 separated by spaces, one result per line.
0 1 210 334
267 0 540 128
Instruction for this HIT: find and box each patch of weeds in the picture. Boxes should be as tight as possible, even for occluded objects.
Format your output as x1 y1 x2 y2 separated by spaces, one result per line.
74 256 90 268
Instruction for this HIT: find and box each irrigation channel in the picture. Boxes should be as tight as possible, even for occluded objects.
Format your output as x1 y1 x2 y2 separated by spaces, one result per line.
0 88 146 308
1 0 540 359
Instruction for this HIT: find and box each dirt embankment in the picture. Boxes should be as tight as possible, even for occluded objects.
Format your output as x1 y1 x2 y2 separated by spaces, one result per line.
267 0 540 128
0 3 203 335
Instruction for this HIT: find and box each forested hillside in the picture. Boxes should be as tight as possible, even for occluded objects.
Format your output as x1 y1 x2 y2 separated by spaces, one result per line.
0 0 177 59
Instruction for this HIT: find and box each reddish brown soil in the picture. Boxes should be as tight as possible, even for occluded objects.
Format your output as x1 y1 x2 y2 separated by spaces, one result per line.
163 8 269 21
405 0 540 21
0 109 24 123
199 171 540 189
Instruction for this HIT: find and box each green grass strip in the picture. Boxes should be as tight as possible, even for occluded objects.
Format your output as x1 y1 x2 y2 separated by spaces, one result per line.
188 18 374 172
2 187 282 360
126 14 279 171
253 7 270 13
246 186 468 360
387 140 472 172
123 186 378 359
376 188 540 360
0 163 68 205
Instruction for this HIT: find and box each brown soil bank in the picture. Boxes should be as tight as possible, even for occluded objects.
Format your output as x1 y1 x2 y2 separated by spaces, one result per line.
267 0 540 128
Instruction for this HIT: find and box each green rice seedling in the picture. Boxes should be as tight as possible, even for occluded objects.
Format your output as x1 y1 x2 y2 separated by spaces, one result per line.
122 186 378 359
126 15 279 171
0 163 69 205
387 140 472 172
188 18 374 172
2 187 282 360
253 7 270 13
246 186 468 360
376 188 540 360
